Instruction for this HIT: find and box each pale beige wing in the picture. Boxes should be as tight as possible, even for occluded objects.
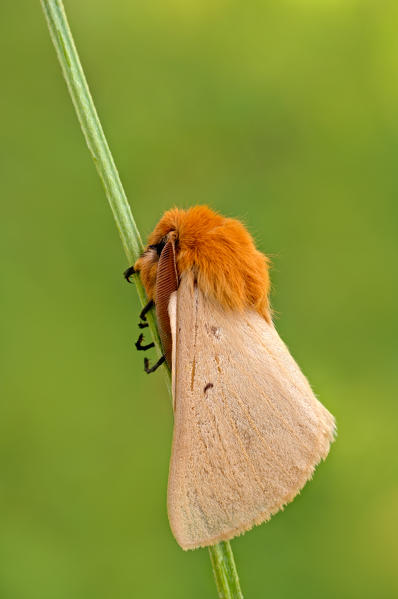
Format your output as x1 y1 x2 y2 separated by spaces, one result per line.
167 272 335 550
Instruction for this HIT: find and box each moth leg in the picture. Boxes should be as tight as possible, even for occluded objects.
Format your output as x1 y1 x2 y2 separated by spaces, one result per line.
135 333 155 351
138 321 148 329
144 355 165 374
123 265 136 283
139 299 154 322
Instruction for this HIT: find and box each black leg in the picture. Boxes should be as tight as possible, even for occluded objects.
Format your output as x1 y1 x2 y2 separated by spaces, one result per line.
123 265 136 283
138 321 148 329
135 333 155 351
140 299 154 322
144 355 165 374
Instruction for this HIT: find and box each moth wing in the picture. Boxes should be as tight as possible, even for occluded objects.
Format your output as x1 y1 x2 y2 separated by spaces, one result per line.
167 272 335 550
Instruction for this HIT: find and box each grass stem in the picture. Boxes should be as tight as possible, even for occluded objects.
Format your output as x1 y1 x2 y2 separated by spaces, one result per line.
40 2 243 597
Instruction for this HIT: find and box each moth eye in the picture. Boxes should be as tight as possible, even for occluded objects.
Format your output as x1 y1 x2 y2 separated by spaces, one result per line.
148 238 166 257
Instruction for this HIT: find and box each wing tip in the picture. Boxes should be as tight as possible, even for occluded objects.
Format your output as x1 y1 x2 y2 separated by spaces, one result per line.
173 426 337 551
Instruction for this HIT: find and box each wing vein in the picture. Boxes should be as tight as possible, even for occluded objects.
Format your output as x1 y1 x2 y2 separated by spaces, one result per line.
219 388 270 497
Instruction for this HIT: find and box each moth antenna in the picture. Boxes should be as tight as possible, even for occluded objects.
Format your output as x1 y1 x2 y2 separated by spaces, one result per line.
135 333 155 351
144 355 165 374
123 265 136 283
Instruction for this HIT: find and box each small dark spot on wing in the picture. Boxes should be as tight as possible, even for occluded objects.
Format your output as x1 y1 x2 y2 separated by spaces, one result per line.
203 382 214 394
210 326 221 339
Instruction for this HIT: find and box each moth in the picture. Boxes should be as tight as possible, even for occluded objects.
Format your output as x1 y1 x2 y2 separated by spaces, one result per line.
125 206 335 550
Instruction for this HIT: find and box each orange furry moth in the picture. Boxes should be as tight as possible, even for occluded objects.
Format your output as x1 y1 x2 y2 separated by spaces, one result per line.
125 206 335 550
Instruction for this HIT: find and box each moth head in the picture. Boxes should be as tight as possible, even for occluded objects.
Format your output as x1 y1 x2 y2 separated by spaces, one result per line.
133 206 210 298
134 223 178 300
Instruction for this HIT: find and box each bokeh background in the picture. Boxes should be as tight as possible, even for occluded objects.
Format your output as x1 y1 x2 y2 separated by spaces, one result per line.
1 1 397 597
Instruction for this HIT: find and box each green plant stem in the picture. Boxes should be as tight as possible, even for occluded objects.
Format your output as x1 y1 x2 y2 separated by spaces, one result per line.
209 542 244 599
40 1 243 598
40 0 164 374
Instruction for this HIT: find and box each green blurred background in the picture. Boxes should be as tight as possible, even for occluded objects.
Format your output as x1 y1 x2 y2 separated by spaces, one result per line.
1 1 397 597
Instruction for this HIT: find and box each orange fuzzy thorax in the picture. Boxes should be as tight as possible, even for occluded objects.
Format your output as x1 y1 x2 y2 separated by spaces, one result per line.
135 206 271 321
